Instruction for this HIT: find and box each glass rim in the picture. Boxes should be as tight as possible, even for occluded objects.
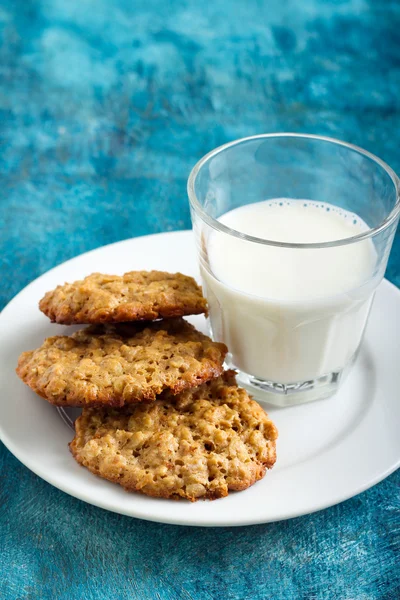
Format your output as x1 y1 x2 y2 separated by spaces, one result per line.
187 133 400 249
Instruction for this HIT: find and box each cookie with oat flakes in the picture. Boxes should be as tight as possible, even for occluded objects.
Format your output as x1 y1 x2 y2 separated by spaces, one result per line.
39 271 208 324
69 371 278 501
16 319 227 407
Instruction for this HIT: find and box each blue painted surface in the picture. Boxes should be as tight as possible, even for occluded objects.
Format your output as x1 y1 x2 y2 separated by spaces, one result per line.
0 0 399 598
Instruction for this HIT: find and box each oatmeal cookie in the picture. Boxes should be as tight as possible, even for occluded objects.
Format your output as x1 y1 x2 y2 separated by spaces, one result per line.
70 371 278 501
16 319 227 407
39 271 207 324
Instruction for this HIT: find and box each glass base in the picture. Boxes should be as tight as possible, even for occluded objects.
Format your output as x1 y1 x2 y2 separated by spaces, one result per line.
234 367 349 407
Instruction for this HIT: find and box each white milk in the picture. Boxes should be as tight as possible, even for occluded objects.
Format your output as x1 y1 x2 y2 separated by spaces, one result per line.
201 200 377 384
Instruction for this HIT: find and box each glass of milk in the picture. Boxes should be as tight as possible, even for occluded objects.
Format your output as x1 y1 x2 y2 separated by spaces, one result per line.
188 134 400 406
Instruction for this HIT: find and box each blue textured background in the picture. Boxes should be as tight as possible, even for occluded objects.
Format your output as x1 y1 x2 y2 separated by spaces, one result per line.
1 1 399 598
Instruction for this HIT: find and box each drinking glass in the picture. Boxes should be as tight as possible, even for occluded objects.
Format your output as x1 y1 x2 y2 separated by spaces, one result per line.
188 134 400 406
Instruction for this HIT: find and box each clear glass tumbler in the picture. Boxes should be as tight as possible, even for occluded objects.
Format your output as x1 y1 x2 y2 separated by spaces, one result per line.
188 134 400 406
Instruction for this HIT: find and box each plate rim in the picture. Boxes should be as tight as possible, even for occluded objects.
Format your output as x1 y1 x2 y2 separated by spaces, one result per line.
1 230 399 527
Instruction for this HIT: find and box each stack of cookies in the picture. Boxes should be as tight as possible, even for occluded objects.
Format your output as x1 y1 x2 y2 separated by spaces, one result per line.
17 271 277 501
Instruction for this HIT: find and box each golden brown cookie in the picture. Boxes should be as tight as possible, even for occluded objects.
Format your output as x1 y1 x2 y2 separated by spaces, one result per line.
16 319 227 407
39 271 208 324
70 371 278 501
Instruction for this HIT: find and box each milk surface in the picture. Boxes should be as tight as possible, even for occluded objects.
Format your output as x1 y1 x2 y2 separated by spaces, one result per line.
201 200 377 383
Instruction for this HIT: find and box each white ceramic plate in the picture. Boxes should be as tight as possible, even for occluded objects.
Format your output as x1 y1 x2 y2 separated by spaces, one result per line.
1 231 399 527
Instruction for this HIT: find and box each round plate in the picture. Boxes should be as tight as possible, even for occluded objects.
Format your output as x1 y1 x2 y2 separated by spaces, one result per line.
1 231 399 527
